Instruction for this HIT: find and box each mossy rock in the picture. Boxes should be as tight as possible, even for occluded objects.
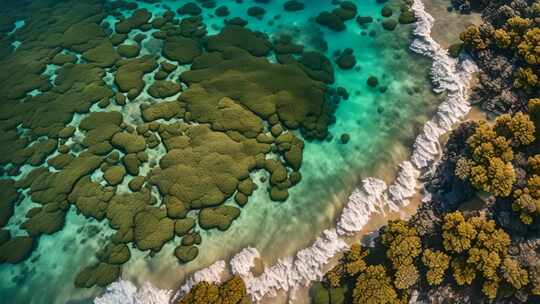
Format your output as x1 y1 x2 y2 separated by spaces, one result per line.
264 159 288 184
215 6 230 17
115 56 157 98
115 9 151 34
117 44 141 58
0 179 19 227
316 11 345 31
97 243 131 265
234 192 249 206
180 48 332 139
175 218 196 236
142 101 183 122
58 126 76 138
82 41 120 68
199 206 241 231
133 207 175 251
69 177 114 220
356 16 373 25
128 176 145 192
47 153 75 170
162 36 202 64
238 178 255 196
150 124 267 209
52 53 77 65
74 262 121 288
164 196 189 219
147 80 181 99
382 19 398 31
111 132 146 153
381 5 393 17
247 6 266 18
177 2 202 15
284 1 304 11
0 236 34 264
367 76 379 87
336 48 356 70
270 187 289 201
123 154 141 176
181 233 202 246
103 165 126 186
205 25 272 57
22 208 66 237
398 10 416 24
175 245 199 263
106 190 155 243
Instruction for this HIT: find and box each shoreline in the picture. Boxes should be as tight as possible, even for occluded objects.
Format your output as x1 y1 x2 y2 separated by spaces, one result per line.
94 1 482 303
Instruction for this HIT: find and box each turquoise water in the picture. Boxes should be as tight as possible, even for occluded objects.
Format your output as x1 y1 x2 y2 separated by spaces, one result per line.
0 0 441 303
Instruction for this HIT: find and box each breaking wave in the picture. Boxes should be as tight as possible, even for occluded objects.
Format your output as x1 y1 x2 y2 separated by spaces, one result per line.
93 0 477 303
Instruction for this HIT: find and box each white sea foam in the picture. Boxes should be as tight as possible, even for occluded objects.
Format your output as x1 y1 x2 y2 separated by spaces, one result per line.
94 280 172 304
94 0 478 303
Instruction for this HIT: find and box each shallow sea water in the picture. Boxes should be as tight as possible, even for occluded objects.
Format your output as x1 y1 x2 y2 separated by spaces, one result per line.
0 1 443 303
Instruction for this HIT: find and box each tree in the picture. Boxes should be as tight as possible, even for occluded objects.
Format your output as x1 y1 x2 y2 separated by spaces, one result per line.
422 249 450 286
381 220 421 269
501 257 529 290
493 29 511 48
177 276 249 304
528 98 540 134
528 155 540 174
494 113 535 146
353 265 399 304
393 263 418 290
460 25 489 50
442 212 476 253
518 28 540 65
178 281 220 304
451 257 477 286
514 67 538 91
325 244 368 287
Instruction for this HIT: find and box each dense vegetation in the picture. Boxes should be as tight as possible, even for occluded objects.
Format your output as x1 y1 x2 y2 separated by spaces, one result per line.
176 276 250 304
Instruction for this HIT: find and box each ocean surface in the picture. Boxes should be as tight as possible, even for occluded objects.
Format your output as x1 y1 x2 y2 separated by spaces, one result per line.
0 0 448 303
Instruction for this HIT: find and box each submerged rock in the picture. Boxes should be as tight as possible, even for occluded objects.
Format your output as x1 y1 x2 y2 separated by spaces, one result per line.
0 236 34 264
147 80 181 98
199 206 241 230
175 245 199 263
133 208 175 251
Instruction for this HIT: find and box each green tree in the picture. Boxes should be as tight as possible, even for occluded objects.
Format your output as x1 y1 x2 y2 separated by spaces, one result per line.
501 257 529 290
353 265 399 304
422 249 450 286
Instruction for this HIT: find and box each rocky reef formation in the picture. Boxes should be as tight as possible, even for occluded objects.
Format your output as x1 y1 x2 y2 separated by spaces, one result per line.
0 0 348 289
